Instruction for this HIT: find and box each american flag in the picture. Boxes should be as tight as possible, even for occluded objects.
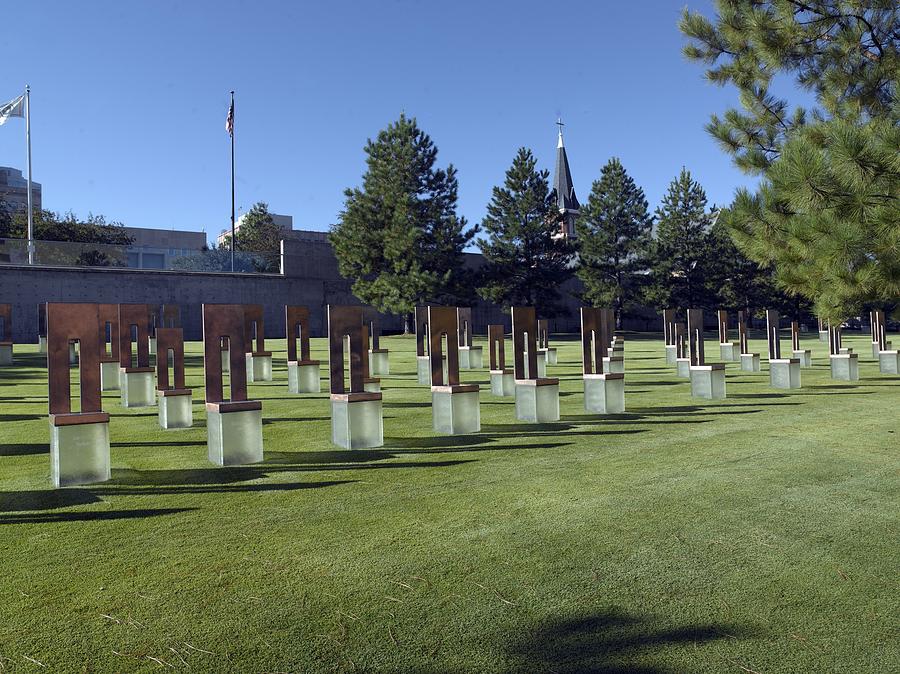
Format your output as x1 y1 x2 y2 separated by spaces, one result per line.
225 100 234 137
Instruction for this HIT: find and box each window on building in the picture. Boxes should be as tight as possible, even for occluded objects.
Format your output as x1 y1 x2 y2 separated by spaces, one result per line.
142 253 165 269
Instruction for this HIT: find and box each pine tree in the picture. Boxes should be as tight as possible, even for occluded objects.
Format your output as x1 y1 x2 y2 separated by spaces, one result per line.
680 1 899 321
645 169 716 310
330 115 476 329
477 148 575 316
231 201 282 272
575 157 653 327
703 216 773 314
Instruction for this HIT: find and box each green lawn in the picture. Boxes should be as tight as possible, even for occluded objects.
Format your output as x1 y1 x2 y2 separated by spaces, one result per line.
0 332 897 673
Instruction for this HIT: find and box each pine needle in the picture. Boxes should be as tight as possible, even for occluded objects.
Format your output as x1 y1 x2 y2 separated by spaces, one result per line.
146 655 175 668
471 582 518 606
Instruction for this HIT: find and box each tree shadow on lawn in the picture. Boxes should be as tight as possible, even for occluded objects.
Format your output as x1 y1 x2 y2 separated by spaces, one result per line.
0 413 44 421
0 508 196 525
507 609 751 674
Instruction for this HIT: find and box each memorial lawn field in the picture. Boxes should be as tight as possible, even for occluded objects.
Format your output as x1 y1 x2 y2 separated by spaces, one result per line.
1 332 897 673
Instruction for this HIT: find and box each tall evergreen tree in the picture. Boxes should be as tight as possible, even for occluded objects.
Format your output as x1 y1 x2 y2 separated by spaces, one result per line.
231 201 282 272
645 169 716 310
330 115 476 329
477 148 575 316
704 215 814 323
575 157 653 327
680 1 899 321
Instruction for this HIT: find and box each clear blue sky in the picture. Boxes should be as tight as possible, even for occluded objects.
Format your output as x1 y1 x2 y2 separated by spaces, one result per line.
2 0 759 245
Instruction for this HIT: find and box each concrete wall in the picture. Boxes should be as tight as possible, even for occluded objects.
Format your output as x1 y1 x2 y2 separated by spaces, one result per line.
0 236 597 343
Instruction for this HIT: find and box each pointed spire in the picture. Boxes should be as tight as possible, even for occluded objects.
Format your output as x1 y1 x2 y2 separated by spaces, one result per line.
553 118 578 214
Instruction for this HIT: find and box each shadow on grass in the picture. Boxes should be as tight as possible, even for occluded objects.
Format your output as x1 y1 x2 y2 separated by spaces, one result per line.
0 488 101 511
264 449 394 464
0 508 196 525
0 442 47 456
111 440 206 448
507 609 749 674
0 413 43 421
106 457 477 487
481 422 576 434
262 417 329 424
93 480 355 497
385 435 493 450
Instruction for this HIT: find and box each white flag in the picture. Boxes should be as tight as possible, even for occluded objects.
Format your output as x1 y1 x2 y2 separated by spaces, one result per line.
0 95 24 125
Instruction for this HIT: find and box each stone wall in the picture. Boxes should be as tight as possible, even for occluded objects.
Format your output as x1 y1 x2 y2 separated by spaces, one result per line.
0 237 595 343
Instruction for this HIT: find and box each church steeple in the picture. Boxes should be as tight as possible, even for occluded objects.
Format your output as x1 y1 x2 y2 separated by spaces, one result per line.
553 119 579 238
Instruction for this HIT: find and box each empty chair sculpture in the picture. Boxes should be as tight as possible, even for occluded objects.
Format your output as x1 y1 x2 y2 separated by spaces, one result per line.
203 304 264 465
675 321 690 377
602 309 624 374
329 305 383 449
98 304 121 391
488 324 514 397
415 306 432 385
365 309 390 376
874 312 899 374
767 310 801 389
457 307 483 369
828 323 859 381
147 303 161 356
736 310 760 372
361 324 381 392
161 304 180 329
118 304 156 407
791 321 812 367
581 307 625 414
0 304 12 365
429 306 480 435
285 305 321 393
687 309 726 400
156 326 193 429
717 310 740 362
537 319 557 365
663 308 677 365
512 306 560 422
37 302 47 354
47 303 110 487
244 305 273 382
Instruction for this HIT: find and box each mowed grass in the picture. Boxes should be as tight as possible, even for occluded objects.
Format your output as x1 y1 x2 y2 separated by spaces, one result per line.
0 331 897 673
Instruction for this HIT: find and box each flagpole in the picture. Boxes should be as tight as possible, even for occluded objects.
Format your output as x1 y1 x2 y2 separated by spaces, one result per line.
230 90 235 273
25 85 33 265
